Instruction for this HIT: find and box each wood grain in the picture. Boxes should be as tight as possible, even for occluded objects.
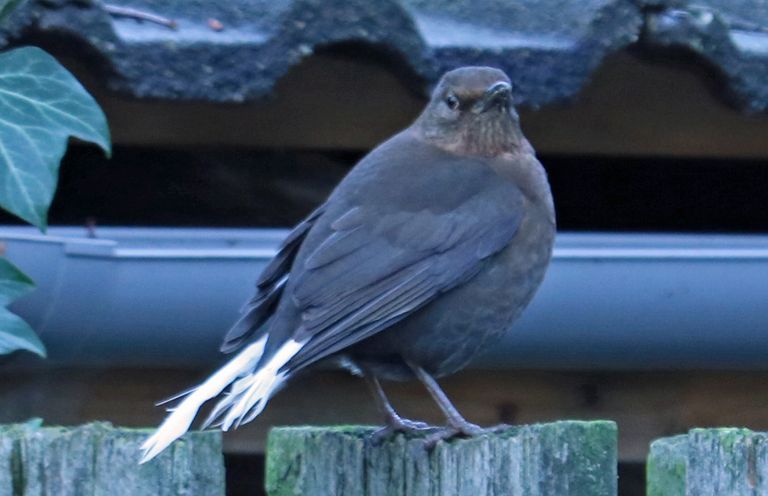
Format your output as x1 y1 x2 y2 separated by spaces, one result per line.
648 428 768 495
265 422 617 496
53 51 768 158
4 368 768 463
0 420 224 496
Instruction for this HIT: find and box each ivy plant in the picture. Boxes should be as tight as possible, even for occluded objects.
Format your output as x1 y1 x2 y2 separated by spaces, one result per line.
0 15 111 356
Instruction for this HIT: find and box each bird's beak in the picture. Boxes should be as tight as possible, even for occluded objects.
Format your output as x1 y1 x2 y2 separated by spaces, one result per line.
475 81 512 113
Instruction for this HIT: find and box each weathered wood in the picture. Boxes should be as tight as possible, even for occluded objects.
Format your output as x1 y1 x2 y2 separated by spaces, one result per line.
647 428 768 496
0 420 224 496
265 421 617 496
59 51 768 158
9 368 768 463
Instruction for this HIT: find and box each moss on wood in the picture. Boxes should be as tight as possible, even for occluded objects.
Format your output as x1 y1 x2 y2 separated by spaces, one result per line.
266 421 618 496
0 421 224 496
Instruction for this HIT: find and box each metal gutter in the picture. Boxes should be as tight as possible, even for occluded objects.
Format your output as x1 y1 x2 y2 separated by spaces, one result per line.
2 226 767 370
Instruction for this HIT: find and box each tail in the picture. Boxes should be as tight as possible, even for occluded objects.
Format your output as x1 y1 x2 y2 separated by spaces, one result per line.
139 336 303 463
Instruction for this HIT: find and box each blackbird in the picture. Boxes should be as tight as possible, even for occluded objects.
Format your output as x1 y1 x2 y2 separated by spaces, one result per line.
141 66 555 462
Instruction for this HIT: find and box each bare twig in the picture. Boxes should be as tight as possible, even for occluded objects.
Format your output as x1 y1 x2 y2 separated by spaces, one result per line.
104 4 178 30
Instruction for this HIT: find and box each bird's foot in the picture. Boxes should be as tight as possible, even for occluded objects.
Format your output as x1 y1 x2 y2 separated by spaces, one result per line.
370 417 436 445
487 423 512 433
423 420 499 449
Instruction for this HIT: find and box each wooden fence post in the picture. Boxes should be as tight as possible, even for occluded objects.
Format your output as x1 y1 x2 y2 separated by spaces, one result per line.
648 428 768 496
0 420 225 496
266 421 617 496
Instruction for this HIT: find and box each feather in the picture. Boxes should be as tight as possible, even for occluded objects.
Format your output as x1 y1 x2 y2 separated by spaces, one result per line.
221 277 285 353
139 334 267 463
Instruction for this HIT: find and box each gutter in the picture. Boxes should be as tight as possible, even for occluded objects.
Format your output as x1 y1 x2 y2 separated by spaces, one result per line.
2 226 767 370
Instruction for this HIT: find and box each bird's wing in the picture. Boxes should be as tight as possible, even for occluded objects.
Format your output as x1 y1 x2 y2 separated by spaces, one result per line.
220 206 325 353
285 168 525 371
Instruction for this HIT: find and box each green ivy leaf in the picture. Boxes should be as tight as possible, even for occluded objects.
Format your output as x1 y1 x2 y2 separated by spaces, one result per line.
0 256 33 305
0 46 111 230
0 0 25 24
0 257 44 357
0 307 45 357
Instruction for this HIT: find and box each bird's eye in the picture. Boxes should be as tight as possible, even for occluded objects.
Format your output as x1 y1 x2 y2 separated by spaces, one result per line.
444 95 460 111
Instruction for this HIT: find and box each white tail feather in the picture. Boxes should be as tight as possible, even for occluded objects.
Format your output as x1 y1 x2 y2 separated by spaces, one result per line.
199 339 304 431
220 339 303 430
139 335 268 464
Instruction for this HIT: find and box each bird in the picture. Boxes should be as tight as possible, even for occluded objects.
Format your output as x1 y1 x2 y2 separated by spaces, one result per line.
140 66 556 463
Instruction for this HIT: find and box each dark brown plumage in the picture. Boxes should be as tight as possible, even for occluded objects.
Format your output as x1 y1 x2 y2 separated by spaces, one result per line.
141 66 555 461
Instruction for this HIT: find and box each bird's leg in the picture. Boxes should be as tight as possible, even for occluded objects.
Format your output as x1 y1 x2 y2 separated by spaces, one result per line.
409 363 491 447
410 364 483 434
364 373 433 443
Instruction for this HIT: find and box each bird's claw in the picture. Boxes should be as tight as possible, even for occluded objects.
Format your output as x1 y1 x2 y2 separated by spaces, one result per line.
422 421 504 449
396 418 433 430
369 417 436 445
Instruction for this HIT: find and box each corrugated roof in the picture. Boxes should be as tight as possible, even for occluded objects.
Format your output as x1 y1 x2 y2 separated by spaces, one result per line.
2 0 768 111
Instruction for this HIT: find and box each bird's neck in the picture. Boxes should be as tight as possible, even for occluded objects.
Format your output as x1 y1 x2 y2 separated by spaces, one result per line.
462 118 524 157
416 117 525 158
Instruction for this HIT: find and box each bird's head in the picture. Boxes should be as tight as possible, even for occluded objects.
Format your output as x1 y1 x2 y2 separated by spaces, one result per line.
415 66 523 157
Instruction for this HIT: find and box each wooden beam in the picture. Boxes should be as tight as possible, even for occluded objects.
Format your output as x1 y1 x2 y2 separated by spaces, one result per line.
56 51 768 158
265 422 617 496
4 368 768 463
647 428 768 495
0 420 224 495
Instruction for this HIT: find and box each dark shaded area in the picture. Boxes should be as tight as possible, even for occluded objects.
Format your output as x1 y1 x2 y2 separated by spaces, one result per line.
618 462 646 496
2 145 766 233
546 155 768 233
40 145 352 228
226 453 265 496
